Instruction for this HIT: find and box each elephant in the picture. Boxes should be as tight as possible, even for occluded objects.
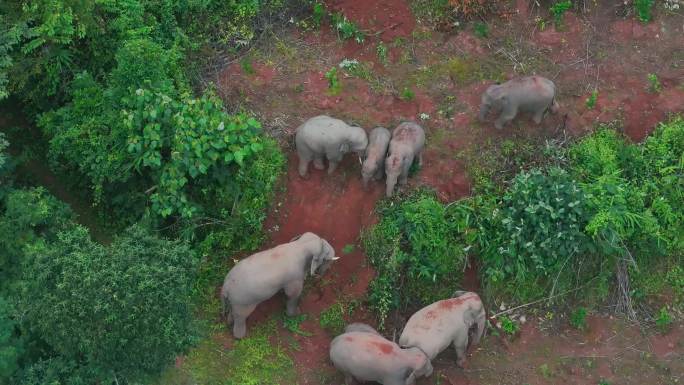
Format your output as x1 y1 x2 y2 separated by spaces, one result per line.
344 322 381 335
330 323 433 385
478 75 559 129
220 232 339 339
295 115 369 178
385 122 425 197
361 127 391 188
399 291 486 367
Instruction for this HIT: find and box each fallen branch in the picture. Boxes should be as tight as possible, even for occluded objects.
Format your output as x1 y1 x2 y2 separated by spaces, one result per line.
490 278 596 318
361 22 402 37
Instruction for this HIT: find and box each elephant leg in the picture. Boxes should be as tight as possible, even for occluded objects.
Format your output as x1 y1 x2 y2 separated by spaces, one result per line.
374 168 383 180
417 150 423 167
313 156 325 170
284 280 304 316
532 109 545 124
453 333 469 368
495 108 517 130
298 156 311 178
344 373 355 385
232 304 257 339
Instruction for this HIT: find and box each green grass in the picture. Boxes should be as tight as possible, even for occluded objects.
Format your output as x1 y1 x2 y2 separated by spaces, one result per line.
342 244 355 254
156 320 295 385
319 302 346 335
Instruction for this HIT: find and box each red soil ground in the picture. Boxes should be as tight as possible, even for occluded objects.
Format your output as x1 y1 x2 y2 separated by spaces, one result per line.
214 0 684 383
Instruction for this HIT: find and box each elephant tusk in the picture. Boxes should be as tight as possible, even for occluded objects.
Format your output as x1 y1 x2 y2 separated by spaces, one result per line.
331 256 340 260
358 156 362 165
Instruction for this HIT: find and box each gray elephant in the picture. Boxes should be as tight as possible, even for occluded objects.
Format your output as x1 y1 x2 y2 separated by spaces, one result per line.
361 127 391 188
221 232 339 339
295 115 368 177
385 122 425 197
478 75 559 129
330 323 433 385
399 291 486 367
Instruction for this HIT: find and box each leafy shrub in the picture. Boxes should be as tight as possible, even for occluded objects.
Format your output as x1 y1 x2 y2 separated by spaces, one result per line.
20 225 197 383
499 315 519 336
400 86 415 101
474 22 489 38
325 66 341 94
478 167 593 301
550 1 573 27
585 89 598 109
570 307 588 330
635 0 655 22
655 306 672 332
363 190 468 328
647 73 661 92
0 187 74 288
376 42 389 65
331 13 365 43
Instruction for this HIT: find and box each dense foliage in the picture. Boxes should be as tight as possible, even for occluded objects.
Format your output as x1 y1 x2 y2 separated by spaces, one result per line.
363 190 469 328
365 117 684 325
0 139 198 384
478 167 594 300
21 225 196 383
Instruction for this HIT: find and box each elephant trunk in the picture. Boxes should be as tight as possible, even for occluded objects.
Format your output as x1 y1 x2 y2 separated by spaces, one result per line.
362 175 370 190
386 174 397 197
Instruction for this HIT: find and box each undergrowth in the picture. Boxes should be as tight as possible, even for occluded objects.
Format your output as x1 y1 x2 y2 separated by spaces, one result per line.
363 189 470 328
156 320 295 385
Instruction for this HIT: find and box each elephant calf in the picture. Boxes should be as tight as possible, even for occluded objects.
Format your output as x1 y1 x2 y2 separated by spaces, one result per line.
221 232 339 339
330 323 433 385
295 115 368 178
399 291 486 367
385 122 425 197
361 126 391 188
479 75 559 129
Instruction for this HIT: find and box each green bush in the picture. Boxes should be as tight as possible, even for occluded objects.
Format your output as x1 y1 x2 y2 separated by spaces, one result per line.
635 0 655 22
20 225 197 383
478 167 593 301
0 298 22 384
363 190 468 328
0 188 75 289
550 1 573 26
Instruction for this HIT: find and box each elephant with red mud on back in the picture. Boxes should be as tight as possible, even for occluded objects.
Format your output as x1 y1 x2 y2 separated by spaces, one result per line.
399 291 486 367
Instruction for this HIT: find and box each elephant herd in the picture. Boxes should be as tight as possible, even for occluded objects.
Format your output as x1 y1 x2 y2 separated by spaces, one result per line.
295 115 426 197
220 75 559 384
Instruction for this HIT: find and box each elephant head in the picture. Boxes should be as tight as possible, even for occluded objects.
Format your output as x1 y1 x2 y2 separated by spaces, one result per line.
404 348 433 384
385 154 403 197
340 126 369 158
478 84 505 121
310 238 337 276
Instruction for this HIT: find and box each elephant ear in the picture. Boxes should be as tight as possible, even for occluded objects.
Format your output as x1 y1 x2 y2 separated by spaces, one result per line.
339 142 350 153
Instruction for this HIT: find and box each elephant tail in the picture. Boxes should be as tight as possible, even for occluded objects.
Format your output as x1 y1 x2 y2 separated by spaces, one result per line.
220 287 231 320
549 96 560 114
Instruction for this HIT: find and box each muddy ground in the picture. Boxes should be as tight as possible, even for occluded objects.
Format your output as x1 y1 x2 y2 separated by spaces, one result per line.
200 0 684 384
